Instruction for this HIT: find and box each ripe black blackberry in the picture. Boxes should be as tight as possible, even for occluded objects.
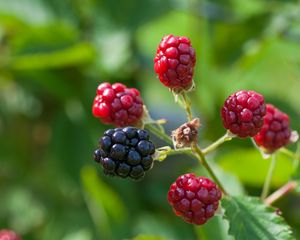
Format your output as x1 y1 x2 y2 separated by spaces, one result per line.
94 127 156 180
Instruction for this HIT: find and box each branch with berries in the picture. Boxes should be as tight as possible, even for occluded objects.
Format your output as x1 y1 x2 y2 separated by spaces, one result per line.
91 34 299 239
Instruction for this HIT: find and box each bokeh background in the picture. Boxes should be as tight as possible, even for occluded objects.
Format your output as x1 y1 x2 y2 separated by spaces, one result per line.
1 0 300 239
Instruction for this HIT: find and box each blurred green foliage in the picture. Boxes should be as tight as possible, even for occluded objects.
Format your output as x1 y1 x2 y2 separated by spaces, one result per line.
1 0 300 239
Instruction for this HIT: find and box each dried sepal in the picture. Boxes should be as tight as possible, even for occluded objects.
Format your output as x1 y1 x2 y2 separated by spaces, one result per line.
172 118 200 149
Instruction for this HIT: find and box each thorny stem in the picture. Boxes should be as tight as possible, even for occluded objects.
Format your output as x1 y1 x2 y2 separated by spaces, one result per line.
192 143 228 195
264 181 298 205
181 91 193 121
202 131 235 155
261 154 277 200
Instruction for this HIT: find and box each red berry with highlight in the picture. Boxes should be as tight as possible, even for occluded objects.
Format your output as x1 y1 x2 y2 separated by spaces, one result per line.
92 82 144 127
154 34 196 91
221 90 266 138
167 173 222 225
254 104 291 153
0 230 21 240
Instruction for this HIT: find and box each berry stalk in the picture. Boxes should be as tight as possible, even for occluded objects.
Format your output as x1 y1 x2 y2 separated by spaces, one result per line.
279 147 300 164
261 154 277 200
147 124 233 161
293 143 300 172
181 91 193 121
167 148 192 156
202 131 235 155
145 123 173 145
264 181 298 205
192 143 228 195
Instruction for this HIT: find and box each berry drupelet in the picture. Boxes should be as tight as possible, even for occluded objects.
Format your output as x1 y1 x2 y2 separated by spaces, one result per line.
168 173 222 225
221 90 266 138
0 230 21 240
254 104 291 153
94 127 155 180
92 82 144 127
154 34 196 91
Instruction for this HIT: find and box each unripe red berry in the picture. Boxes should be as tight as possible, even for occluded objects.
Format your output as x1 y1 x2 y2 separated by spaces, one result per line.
254 104 291 153
221 90 266 138
154 34 196 91
0 230 21 240
167 173 222 225
92 82 144 127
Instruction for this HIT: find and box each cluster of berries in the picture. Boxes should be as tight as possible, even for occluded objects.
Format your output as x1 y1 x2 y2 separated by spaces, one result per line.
221 91 292 152
91 34 293 225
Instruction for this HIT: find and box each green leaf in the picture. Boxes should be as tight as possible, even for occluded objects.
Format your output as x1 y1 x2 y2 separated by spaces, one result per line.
222 196 295 240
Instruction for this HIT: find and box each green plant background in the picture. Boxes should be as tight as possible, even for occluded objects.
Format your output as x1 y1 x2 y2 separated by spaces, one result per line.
0 0 300 239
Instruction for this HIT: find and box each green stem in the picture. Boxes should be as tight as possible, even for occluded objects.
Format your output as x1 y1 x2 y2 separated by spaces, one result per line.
192 143 228 195
145 124 173 145
279 147 299 160
181 91 193 121
202 131 235 155
293 143 300 172
261 154 277 200
167 148 192 156
280 146 300 169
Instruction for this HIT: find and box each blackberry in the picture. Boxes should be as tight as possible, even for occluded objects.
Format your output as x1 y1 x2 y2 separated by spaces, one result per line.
92 82 144 127
94 127 155 180
254 104 292 153
154 34 196 91
168 173 222 225
221 90 266 138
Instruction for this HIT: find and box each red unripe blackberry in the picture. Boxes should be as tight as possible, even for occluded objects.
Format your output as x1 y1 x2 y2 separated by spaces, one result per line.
167 173 222 225
94 127 155 180
92 82 144 127
254 104 291 153
0 230 21 240
221 90 266 138
154 34 196 91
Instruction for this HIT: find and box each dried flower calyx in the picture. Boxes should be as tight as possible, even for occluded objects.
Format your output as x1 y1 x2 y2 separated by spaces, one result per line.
172 118 200 149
